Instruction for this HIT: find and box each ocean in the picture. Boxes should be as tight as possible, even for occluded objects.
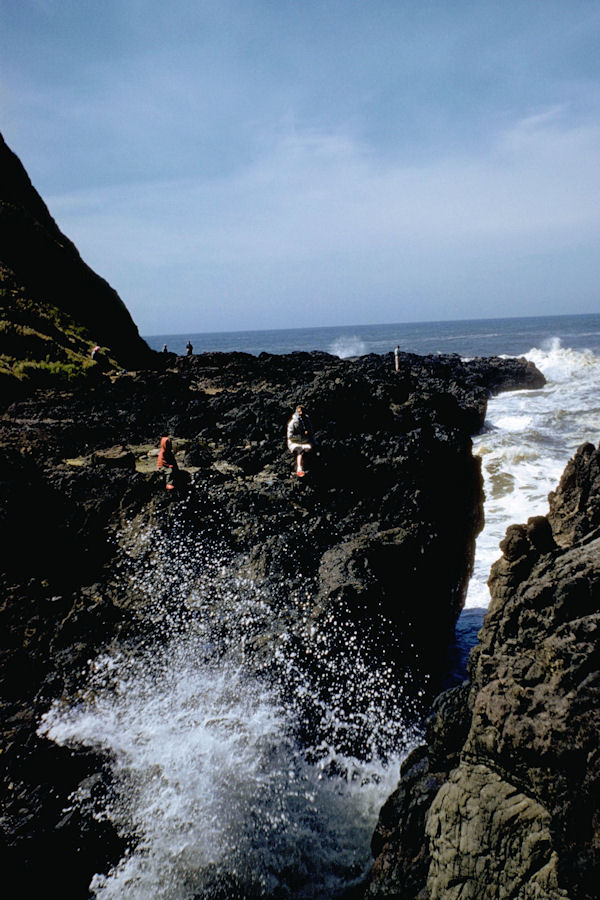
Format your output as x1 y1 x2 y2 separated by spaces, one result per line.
41 314 600 898
146 313 600 360
149 314 600 686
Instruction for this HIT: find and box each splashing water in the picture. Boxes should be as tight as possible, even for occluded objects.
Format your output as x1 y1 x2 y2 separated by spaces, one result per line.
328 336 367 359
39 521 424 898
465 338 600 613
41 334 600 892
43 644 399 899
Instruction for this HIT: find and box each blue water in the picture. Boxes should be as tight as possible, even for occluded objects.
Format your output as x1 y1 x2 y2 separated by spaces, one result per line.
145 313 600 359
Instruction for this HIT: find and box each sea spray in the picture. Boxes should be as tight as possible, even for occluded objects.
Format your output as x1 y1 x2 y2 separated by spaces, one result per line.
465 340 600 613
39 513 425 898
328 336 367 359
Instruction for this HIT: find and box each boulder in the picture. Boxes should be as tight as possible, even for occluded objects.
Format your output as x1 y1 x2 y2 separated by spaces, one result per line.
367 441 600 899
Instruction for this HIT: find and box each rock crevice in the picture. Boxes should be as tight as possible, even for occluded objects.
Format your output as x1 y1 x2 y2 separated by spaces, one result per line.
368 442 600 900
0 349 542 897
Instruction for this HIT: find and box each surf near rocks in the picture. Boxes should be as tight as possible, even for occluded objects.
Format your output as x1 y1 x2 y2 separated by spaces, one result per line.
0 347 544 896
367 440 600 900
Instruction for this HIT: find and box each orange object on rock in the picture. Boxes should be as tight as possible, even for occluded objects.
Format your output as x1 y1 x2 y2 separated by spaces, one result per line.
157 436 175 468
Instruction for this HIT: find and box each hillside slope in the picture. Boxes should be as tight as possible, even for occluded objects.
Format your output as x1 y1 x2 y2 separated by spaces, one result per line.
0 132 153 388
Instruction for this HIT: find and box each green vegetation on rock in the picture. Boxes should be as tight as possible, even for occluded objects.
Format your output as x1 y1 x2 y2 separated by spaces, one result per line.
0 265 116 389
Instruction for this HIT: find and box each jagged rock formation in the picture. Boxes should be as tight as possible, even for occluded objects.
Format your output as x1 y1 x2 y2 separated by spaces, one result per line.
368 442 600 899
0 132 152 376
0 349 543 897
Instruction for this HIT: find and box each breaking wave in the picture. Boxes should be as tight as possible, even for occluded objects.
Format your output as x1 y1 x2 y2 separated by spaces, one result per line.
328 336 367 359
465 339 600 611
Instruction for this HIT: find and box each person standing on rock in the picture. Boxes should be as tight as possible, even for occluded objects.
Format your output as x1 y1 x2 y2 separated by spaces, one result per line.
287 404 316 477
186 340 193 356
394 345 400 371
157 435 178 491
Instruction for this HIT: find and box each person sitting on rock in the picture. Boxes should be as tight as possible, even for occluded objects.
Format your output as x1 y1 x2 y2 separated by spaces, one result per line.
157 435 178 491
186 340 193 356
287 404 316 477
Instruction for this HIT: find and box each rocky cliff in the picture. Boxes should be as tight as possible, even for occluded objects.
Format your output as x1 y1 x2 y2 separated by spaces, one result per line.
0 132 153 381
367 441 600 899
0 348 543 897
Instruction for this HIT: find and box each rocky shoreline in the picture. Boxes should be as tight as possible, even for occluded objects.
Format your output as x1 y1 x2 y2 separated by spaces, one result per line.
3 127 597 899
1 348 545 897
367 440 600 900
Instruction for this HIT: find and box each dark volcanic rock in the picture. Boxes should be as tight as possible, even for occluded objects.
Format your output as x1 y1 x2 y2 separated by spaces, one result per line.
0 132 152 369
0 349 544 897
368 441 600 899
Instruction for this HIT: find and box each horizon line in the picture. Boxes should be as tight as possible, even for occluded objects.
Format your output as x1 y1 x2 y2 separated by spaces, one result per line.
142 311 599 341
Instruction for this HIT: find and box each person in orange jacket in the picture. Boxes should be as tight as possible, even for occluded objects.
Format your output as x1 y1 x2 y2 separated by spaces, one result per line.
157 435 178 490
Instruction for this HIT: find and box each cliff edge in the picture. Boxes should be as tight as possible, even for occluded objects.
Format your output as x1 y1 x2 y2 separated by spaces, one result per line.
0 349 543 897
368 441 600 899
0 132 153 384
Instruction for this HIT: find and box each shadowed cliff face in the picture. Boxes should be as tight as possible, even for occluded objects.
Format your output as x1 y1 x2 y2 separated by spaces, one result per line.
0 132 152 371
368 442 600 900
0 349 543 897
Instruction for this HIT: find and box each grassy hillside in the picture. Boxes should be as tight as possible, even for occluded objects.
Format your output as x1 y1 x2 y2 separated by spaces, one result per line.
0 133 154 377
0 265 118 392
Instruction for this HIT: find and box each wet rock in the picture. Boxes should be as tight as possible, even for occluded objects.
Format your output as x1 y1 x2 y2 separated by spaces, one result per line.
367 441 600 899
0 348 543 896
547 441 600 547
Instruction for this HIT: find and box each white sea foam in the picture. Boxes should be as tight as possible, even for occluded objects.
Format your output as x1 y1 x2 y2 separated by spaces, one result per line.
329 335 367 358
41 642 400 899
39 527 422 898
465 340 600 610
490 414 534 432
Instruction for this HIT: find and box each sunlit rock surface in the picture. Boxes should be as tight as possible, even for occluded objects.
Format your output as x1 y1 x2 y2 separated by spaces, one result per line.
368 441 600 900
0 348 543 896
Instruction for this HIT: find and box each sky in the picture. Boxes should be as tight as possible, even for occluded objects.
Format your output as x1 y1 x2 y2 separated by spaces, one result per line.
1 0 600 336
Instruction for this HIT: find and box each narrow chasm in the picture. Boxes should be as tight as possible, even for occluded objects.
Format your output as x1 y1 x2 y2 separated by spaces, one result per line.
0 350 543 899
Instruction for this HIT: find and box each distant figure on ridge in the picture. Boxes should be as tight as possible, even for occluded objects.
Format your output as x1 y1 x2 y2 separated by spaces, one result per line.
394 345 400 371
186 340 193 356
287 404 316 477
162 343 168 353
157 435 178 491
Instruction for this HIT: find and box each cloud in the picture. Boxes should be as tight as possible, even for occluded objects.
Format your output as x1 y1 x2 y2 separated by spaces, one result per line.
52 107 600 253
45 106 600 332
6 1 598 331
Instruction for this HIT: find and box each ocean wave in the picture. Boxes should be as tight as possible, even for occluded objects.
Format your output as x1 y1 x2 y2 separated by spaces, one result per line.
421 332 501 343
329 336 367 358
525 340 600 383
